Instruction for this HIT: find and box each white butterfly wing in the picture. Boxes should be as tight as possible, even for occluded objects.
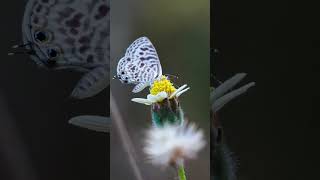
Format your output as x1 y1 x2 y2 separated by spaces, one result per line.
117 37 162 93
126 37 162 80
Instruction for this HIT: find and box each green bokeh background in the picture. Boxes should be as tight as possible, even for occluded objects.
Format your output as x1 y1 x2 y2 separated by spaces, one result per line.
111 0 210 179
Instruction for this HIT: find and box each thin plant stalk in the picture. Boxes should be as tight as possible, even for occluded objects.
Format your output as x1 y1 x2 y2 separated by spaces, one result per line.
0 94 38 180
110 92 144 180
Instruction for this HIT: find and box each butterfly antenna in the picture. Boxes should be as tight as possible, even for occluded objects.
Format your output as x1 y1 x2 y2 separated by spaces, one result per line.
164 74 179 80
11 42 32 49
9 42 34 56
8 50 35 56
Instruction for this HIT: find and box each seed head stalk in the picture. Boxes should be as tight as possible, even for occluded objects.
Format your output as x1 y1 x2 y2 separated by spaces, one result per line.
178 164 187 180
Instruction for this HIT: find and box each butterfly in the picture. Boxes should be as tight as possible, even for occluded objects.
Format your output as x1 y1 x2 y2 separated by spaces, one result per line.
116 37 163 93
10 0 110 99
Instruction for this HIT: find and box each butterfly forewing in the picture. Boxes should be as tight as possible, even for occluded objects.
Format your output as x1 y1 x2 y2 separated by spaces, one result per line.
117 37 162 92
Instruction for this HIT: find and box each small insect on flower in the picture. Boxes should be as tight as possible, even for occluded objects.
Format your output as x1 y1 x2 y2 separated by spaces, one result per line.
116 37 163 93
131 76 190 105
144 123 205 167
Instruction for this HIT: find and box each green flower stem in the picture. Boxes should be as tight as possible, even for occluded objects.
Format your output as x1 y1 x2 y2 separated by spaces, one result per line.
178 164 187 180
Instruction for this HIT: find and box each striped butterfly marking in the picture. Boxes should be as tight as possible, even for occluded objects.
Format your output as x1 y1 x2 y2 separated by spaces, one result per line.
13 0 110 99
116 37 162 93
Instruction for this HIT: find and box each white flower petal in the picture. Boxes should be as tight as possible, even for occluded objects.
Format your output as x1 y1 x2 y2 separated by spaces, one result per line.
156 91 168 100
131 98 153 105
169 84 188 99
147 94 158 103
147 92 168 103
176 87 190 97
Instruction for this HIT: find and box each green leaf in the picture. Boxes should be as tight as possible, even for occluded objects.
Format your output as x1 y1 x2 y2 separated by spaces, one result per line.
212 82 255 112
69 115 110 133
211 73 247 103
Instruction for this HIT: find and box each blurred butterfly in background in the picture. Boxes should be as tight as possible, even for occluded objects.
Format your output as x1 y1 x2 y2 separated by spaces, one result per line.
116 37 163 93
9 0 110 99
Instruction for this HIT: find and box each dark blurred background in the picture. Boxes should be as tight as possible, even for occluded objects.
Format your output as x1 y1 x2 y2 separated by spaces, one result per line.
0 1 109 180
212 0 318 179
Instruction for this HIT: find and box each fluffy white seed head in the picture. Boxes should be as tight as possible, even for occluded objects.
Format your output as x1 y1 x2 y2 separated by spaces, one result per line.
143 123 206 167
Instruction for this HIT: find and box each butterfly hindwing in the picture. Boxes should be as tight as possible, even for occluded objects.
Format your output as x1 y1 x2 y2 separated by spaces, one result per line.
117 37 162 93
71 65 109 99
132 82 150 93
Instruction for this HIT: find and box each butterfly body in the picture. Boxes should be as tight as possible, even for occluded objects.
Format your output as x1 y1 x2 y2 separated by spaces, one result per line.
20 0 110 99
116 37 162 93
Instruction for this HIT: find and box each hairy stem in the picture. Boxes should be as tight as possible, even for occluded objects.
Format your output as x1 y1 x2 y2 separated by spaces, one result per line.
178 164 187 180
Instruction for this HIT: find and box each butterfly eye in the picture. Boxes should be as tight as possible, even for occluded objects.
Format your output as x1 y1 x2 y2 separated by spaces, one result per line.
34 30 52 43
47 47 61 59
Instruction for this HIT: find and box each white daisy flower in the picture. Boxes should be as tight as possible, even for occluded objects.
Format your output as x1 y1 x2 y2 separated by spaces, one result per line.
131 76 190 105
131 91 168 105
143 123 206 167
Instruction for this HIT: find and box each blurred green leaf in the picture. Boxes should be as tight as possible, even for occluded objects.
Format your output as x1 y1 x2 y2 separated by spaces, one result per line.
69 115 110 133
212 82 255 112
210 73 247 103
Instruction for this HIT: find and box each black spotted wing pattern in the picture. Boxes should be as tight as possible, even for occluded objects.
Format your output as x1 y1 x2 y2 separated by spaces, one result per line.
117 37 162 93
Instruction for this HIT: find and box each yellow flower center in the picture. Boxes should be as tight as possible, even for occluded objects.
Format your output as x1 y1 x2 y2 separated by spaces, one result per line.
150 76 176 95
